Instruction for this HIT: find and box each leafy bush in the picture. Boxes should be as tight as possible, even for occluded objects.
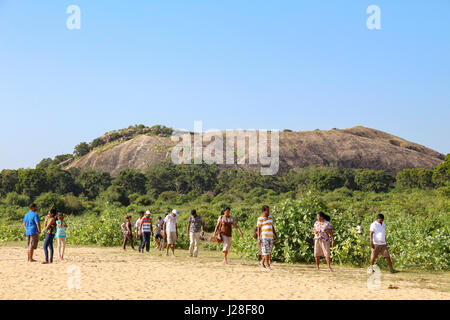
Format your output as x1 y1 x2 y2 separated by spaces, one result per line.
0 224 24 242
98 186 129 206
234 191 450 270
35 192 65 214
158 191 178 203
64 194 85 215
396 168 435 189
355 169 394 192
5 192 30 207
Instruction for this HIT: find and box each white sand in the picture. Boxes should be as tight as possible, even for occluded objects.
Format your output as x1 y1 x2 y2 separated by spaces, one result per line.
0 245 448 300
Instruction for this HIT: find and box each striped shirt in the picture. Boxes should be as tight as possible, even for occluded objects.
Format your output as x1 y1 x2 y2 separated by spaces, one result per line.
257 215 274 239
141 217 153 232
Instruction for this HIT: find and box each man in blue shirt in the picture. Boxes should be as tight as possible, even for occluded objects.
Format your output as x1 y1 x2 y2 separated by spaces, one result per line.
23 203 41 262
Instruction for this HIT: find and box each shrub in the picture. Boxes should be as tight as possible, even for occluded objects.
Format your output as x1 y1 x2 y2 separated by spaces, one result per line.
396 168 435 189
158 191 178 203
98 186 129 206
35 192 65 214
234 191 450 270
5 192 30 207
64 194 85 215
355 170 394 192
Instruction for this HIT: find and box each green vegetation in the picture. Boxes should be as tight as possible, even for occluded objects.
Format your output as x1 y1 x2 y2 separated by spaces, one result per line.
0 155 448 271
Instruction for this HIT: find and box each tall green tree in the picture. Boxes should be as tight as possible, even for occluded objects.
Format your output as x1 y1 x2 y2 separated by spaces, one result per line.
76 170 112 199
74 142 91 158
0 169 19 197
354 169 394 193
45 166 80 195
145 162 178 195
396 168 435 189
16 169 49 198
432 154 450 187
113 168 147 195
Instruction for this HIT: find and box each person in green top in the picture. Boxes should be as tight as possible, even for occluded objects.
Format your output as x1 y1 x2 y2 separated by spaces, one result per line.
55 213 67 261
43 209 57 264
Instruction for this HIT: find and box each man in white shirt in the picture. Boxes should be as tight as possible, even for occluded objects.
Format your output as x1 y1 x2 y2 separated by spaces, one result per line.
369 214 399 273
163 209 179 257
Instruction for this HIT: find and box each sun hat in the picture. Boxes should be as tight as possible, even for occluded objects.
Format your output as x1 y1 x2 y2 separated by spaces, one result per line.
171 209 179 216
145 210 151 215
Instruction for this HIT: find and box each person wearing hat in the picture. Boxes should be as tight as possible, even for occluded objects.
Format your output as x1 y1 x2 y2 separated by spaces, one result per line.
139 211 153 253
163 209 179 257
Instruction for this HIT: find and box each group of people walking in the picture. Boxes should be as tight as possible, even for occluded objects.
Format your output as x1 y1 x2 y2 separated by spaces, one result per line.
121 208 205 259
23 203 67 264
23 203 399 274
119 205 398 274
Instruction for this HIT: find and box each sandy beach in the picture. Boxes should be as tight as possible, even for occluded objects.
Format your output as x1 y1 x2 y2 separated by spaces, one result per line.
0 244 448 300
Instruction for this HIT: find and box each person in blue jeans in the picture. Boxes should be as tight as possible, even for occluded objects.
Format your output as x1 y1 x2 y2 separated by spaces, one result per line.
43 209 57 264
139 211 153 253
23 203 41 262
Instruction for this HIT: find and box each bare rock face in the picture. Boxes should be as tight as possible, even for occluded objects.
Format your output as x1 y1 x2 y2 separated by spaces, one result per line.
65 126 444 176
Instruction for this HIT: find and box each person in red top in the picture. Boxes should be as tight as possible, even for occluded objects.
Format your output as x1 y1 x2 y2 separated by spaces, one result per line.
139 211 153 253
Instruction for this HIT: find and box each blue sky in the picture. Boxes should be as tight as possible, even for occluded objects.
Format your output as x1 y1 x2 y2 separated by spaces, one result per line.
0 0 449 169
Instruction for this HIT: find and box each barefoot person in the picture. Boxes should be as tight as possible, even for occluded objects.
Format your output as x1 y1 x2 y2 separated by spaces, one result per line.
43 209 57 264
214 207 243 264
257 205 278 270
163 209 179 257
253 225 263 267
23 203 41 262
370 214 399 274
187 209 204 258
139 211 153 254
121 215 135 250
135 211 144 253
55 213 67 260
154 216 164 250
160 213 169 251
313 212 334 271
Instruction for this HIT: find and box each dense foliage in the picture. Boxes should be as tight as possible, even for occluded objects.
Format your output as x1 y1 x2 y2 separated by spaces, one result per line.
0 154 448 271
234 192 449 270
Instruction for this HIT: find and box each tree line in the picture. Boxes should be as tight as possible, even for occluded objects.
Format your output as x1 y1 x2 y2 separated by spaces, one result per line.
0 154 448 214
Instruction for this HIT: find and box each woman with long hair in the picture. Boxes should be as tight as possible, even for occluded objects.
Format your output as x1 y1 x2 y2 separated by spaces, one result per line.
121 215 135 250
55 213 67 260
42 209 57 264
312 211 334 271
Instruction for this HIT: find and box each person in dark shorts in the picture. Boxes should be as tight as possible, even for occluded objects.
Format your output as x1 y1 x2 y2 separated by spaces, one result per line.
154 216 164 250
43 209 57 264
23 203 41 262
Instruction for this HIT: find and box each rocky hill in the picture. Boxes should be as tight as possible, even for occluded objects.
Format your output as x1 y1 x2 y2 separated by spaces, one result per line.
64 126 444 176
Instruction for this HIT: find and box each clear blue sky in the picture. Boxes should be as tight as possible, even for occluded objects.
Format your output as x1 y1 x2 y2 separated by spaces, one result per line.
0 0 449 169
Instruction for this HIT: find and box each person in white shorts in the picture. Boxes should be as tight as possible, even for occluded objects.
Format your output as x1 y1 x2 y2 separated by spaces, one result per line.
163 209 179 257
257 205 278 270
214 207 243 264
